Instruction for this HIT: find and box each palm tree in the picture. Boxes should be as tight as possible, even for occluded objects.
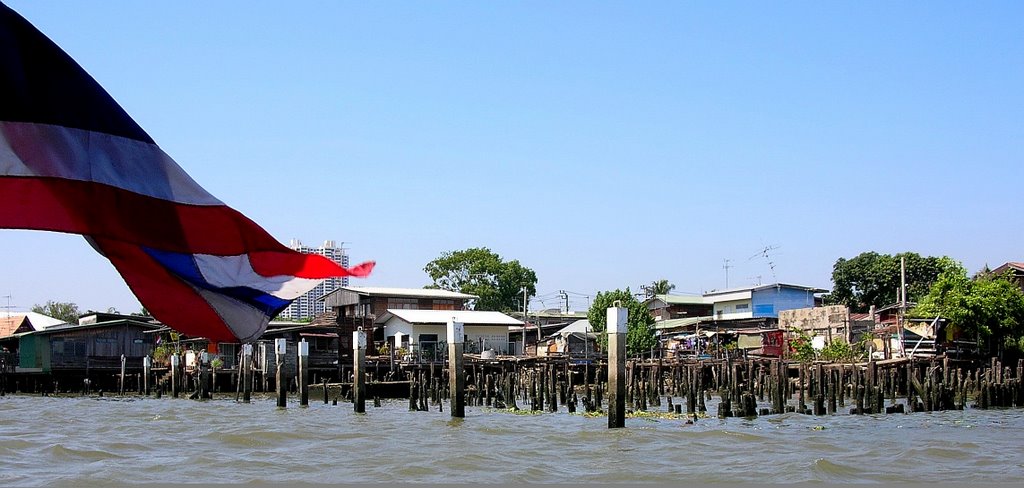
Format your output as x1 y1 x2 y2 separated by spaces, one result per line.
648 279 676 297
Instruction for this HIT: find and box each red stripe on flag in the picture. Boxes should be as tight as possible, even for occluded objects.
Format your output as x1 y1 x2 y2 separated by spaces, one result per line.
248 251 375 279
0 176 373 278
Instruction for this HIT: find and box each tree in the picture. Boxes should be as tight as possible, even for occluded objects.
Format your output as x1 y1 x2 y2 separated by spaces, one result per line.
587 289 656 356
424 247 537 312
823 251 959 313
914 264 1024 358
30 300 80 324
646 279 675 297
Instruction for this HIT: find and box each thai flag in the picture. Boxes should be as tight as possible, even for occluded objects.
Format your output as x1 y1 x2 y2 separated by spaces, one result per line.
0 3 373 343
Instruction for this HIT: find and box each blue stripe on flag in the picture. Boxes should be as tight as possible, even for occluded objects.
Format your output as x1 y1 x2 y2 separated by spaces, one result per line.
143 247 291 317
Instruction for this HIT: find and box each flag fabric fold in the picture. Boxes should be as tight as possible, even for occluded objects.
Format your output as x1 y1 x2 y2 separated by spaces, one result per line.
1 3 373 343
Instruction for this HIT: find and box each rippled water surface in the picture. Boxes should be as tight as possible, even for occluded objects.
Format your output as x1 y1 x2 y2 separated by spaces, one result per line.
2 394 1024 485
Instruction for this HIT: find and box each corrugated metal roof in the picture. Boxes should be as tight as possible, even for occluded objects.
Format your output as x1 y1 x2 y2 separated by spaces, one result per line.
335 286 478 300
654 294 706 305
653 315 713 330
26 318 163 335
376 309 523 326
703 283 828 296
555 319 592 335
23 312 66 329
993 262 1024 274
1 312 67 338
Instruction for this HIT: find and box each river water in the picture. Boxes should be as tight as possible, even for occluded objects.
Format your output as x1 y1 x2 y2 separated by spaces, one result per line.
2 393 1023 486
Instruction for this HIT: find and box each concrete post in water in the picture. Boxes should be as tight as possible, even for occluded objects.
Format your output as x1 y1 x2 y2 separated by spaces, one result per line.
448 319 465 418
607 304 627 429
298 340 310 407
170 354 180 398
143 356 151 396
275 338 287 408
354 328 367 413
241 344 253 403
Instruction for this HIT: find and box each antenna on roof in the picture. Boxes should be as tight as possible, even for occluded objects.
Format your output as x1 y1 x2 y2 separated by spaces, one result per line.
2 294 13 318
749 245 780 281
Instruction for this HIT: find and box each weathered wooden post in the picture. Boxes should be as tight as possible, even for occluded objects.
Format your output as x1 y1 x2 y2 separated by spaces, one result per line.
170 354 180 398
119 354 126 396
198 351 210 400
241 344 252 403
448 318 465 418
298 339 310 407
353 328 367 413
143 356 151 396
275 338 287 408
607 304 627 429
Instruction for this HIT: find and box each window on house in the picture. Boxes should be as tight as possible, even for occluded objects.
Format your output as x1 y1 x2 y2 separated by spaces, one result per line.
387 298 419 310
736 304 750 310
432 300 455 311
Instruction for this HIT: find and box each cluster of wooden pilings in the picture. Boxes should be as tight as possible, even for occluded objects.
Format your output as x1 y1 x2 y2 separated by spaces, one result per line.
625 355 1024 418
402 359 607 414
391 355 1024 419
9 349 1024 423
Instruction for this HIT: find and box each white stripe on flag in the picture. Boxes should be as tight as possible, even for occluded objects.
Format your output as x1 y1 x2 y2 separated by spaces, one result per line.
1 121 222 205
193 254 324 300
193 286 271 344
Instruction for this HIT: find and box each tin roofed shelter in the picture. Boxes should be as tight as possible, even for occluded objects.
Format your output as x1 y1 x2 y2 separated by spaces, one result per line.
320 286 478 352
13 312 161 392
375 309 523 362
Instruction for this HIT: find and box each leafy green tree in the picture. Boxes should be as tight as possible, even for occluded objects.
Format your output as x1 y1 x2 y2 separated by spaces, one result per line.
786 328 816 363
824 251 959 313
587 289 656 356
30 300 80 324
914 264 1024 357
424 247 537 312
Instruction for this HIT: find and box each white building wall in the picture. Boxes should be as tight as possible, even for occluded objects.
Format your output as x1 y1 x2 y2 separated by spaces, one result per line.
381 319 510 353
712 299 754 320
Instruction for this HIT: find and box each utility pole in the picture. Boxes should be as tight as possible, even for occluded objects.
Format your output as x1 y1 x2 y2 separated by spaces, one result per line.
558 290 569 314
723 259 733 288
523 286 539 349
898 256 907 357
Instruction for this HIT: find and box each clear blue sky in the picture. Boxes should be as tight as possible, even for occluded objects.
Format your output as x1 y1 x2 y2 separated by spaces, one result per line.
2 1 1022 315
